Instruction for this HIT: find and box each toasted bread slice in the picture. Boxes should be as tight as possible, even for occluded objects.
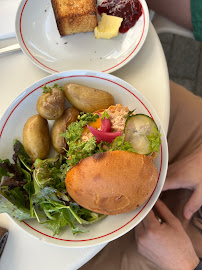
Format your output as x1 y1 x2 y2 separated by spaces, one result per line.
51 0 98 36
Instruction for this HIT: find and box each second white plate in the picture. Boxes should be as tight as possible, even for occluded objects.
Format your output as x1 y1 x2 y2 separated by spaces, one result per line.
0 70 168 248
15 0 149 74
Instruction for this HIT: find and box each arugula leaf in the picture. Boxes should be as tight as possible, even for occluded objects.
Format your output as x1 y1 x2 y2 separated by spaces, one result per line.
147 127 162 153
44 208 84 236
33 187 85 235
32 186 105 235
71 203 106 224
44 210 70 235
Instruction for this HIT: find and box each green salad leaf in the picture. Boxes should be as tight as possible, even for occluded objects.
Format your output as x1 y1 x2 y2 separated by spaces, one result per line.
110 135 134 152
62 112 103 169
0 159 15 179
62 112 99 143
124 109 136 119
33 155 64 193
0 141 33 220
42 83 63 93
0 191 31 220
100 110 109 119
147 127 162 153
0 111 123 236
32 186 104 235
66 137 98 168
13 139 33 171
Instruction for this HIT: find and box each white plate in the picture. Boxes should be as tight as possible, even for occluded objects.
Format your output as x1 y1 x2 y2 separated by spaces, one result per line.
0 70 168 248
15 0 149 74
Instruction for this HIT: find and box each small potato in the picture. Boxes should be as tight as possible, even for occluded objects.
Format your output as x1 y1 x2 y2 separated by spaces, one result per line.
36 87 66 120
63 83 114 113
52 107 79 154
23 114 51 161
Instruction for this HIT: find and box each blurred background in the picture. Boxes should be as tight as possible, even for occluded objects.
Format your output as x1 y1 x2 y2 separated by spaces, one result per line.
159 33 202 97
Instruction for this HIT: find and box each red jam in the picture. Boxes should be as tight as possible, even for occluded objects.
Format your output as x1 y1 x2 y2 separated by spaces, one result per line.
97 0 143 33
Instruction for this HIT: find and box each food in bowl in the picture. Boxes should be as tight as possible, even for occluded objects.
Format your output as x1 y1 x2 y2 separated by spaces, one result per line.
36 86 66 120
94 13 123 39
51 0 98 36
0 83 161 236
63 83 115 112
51 107 80 154
23 114 51 161
97 0 143 33
65 103 160 215
66 150 158 215
51 0 143 38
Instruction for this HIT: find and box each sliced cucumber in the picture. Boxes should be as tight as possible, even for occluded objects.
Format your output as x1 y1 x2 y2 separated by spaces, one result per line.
124 114 159 155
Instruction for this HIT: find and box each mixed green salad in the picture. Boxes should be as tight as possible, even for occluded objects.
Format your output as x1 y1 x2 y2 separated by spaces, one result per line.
0 110 161 236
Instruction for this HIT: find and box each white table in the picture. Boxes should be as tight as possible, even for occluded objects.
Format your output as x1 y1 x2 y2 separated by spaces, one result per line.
0 23 170 270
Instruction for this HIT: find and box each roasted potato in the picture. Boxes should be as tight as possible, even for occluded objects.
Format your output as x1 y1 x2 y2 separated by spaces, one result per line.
23 114 51 161
63 83 114 113
51 107 79 154
36 87 66 120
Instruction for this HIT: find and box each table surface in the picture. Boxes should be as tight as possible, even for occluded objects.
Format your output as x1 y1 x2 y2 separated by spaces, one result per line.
0 22 170 270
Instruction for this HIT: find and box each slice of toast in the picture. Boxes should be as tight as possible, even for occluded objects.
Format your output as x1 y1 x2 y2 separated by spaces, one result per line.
51 0 98 36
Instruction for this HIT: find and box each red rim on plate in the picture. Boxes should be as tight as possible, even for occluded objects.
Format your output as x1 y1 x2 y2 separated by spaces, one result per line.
0 75 163 243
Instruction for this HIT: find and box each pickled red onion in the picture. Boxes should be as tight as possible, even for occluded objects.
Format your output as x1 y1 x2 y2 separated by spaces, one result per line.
98 113 111 132
87 125 122 143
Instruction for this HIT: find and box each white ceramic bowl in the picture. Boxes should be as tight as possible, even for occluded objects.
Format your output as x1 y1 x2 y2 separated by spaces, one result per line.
15 0 149 74
0 70 168 248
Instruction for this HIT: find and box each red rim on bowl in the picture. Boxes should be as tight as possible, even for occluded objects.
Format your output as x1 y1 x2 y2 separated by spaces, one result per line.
17 0 148 74
0 74 164 244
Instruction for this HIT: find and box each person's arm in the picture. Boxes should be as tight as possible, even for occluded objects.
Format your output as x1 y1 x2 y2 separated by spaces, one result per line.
163 145 202 220
135 199 199 270
146 0 193 30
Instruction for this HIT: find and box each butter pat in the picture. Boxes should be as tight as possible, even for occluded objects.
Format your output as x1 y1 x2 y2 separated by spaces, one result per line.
94 13 123 39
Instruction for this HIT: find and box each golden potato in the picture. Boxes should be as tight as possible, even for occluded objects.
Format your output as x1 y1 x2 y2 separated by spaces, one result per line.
63 83 114 113
51 107 79 154
36 87 66 120
23 114 51 161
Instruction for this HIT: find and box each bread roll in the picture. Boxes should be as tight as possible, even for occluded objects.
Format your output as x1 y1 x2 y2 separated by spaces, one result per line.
65 150 158 215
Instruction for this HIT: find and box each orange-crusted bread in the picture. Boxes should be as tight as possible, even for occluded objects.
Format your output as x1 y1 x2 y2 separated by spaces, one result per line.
65 150 158 215
51 0 98 36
